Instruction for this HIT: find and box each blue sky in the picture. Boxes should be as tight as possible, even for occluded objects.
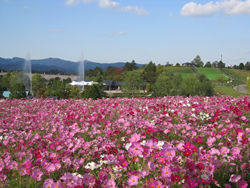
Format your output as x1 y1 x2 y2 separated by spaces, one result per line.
0 0 250 66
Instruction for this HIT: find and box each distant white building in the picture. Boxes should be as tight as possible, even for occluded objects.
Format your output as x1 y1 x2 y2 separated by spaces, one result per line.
70 80 98 86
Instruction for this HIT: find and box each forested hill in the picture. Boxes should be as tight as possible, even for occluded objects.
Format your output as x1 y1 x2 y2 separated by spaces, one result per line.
0 57 144 73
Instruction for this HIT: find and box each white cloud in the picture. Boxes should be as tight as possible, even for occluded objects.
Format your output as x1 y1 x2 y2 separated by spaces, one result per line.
181 0 250 17
169 12 173 17
4 0 8 2
65 0 95 6
24 5 28 9
221 0 250 15
120 5 149 16
47 29 64 33
65 0 148 15
180 1 221 16
118 31 125 35
99 0 119 9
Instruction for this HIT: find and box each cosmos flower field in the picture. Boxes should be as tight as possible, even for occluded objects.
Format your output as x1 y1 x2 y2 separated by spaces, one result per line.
0 96 250 188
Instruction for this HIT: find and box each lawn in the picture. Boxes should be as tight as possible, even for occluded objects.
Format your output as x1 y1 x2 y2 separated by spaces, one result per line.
223 68 250 83
196 68 228 80
214 86 247 97
159 66 194 78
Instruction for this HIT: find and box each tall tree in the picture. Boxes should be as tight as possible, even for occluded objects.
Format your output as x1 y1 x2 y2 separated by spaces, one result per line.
143 61 157 83
192 55 204 67
32 73 46 95
204 61 212 68
217 60 225 68
9 83 27 99
245 62 250 70
239 63 245 70
153 72 175 97
122 70 144 97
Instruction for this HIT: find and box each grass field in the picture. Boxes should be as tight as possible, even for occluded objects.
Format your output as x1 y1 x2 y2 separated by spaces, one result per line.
196 67 228 80
214 86 247 97
223 68 250 82
159 66 194 78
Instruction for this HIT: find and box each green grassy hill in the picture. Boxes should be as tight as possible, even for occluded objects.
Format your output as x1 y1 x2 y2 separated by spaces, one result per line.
222 68 250 82
159 66 194 78
196 67 228 80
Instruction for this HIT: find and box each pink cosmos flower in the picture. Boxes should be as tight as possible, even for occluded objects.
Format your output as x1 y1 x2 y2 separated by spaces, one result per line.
162 144 175 160
229 174 241 183
127 175 139 186
129 133 141 143
232 147 241 156
225 184 231 188
31 169 43 181
238 179 248 188
220 146 230 155
161 166 172 178
128 142 143 156
45 163 56 173
206 137 216 147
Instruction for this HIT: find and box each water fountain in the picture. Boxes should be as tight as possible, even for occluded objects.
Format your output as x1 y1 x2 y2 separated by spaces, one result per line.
78 51 85 90
23 53 33 96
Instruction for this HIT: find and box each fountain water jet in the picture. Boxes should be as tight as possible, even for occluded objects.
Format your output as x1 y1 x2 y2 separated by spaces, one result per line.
78 51 85 90
23 53 33 96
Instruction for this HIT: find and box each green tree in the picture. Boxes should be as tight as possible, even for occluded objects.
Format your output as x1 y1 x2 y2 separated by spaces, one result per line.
180 74 214 96
122 70 144 97
32 73 46 95
204 61 212 68
175 63 181 67
217 60 225 68
143 61 157 83
82 84 101 100
192 55 204 67
153 72 175 97
9 83 27 99
2 72 12 89
196 73 215 96
216 76 225 86
239 63 245 70
172 73 183 94
245 61 250 70
146 83 151 93
212 61 218 68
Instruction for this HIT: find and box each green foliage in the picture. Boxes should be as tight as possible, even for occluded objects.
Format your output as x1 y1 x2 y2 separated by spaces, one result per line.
103 66 124 81
32 73 46 95
239 63 245 70
217 60 226 68
9 83 27 99
9 72 30 92
172 73 183 92
204 61 212 68
192 55 204 67
216 76 226 86
81 84 102 100
122 70 144 97
146 83 151 93
123 60 138 71
245 61 250 70
1 71 11 89
152 72 175 97
180 73 215 96
143 61 157 83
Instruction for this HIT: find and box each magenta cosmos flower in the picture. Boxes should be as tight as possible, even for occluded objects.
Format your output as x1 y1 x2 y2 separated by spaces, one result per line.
161 166 172 178
238 179 248 188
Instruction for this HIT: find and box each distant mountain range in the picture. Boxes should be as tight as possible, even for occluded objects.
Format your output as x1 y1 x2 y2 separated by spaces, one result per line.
0 57 144 73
